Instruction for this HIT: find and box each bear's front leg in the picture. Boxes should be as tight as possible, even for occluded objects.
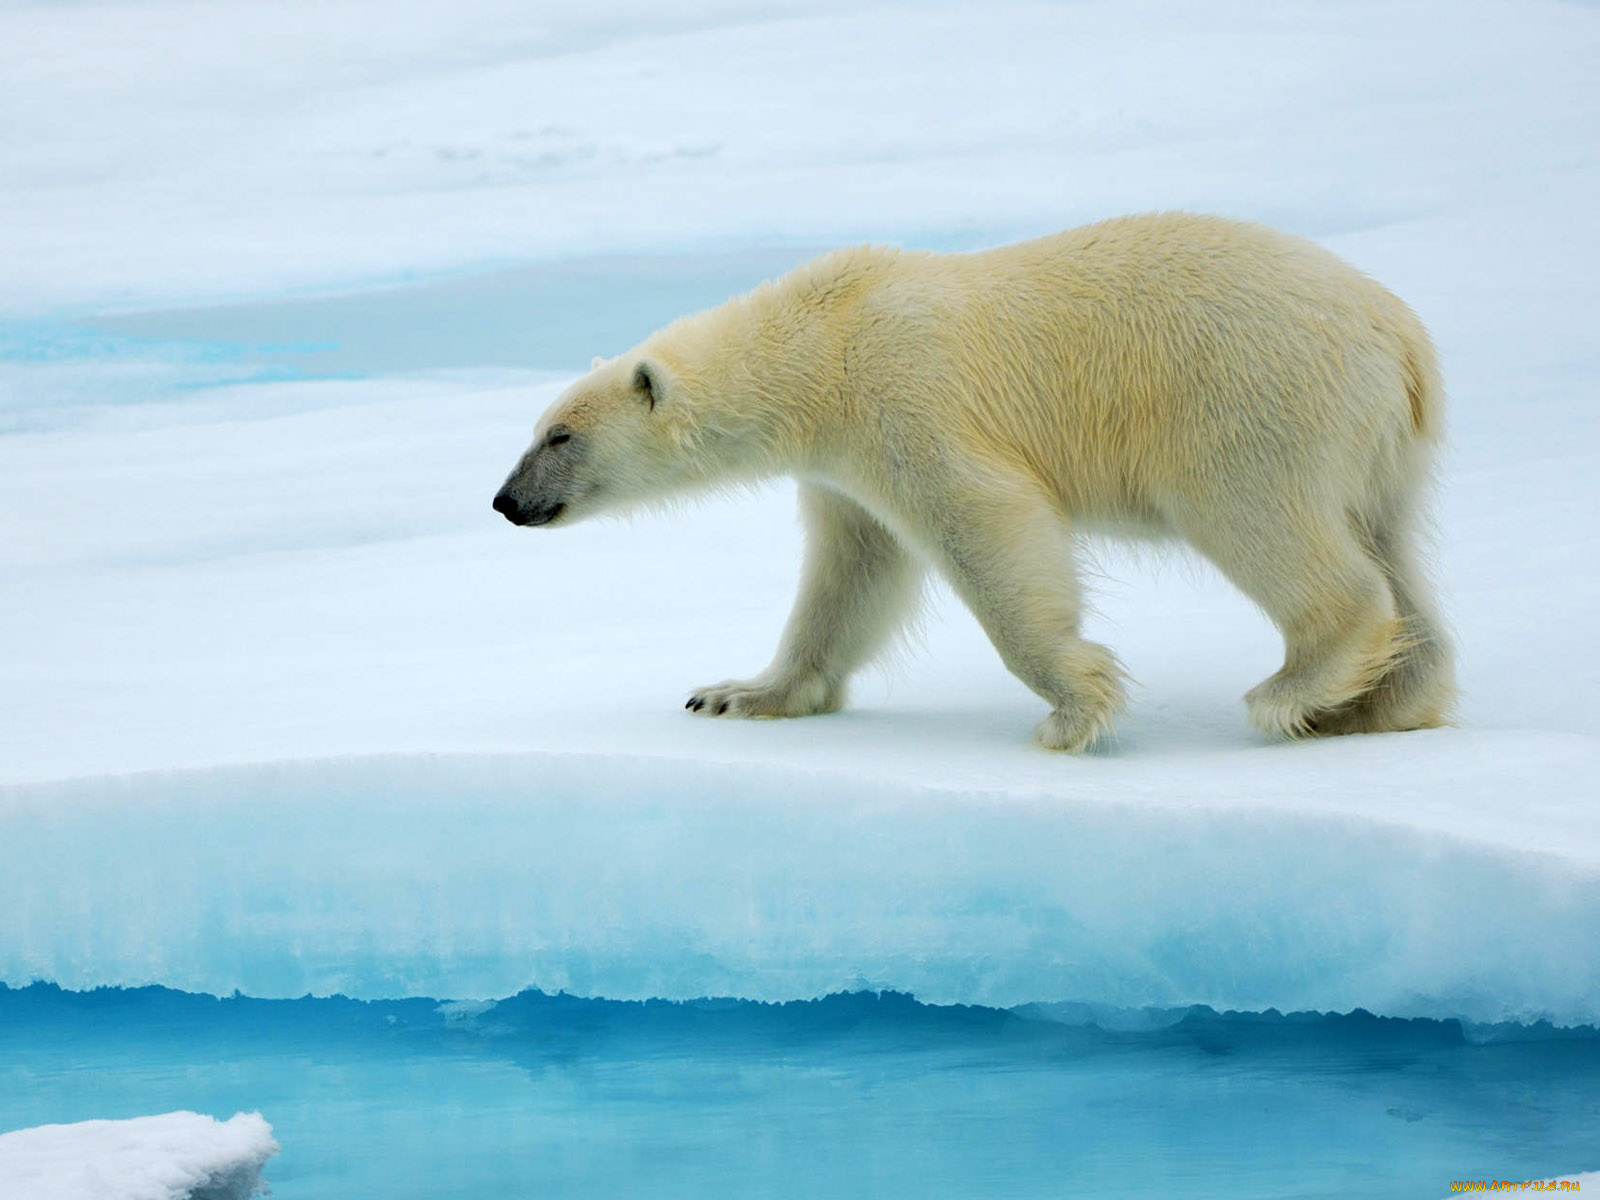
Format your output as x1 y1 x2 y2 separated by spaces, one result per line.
931 484 1127 752
687 483 922 721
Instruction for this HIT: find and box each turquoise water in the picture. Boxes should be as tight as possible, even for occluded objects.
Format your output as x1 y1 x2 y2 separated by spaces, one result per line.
4 985 1597 1198
0 247 834 434
78 246 836 377
0 247 829 432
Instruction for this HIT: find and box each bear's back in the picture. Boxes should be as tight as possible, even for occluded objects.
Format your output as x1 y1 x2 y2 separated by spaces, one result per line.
836 213 1431 526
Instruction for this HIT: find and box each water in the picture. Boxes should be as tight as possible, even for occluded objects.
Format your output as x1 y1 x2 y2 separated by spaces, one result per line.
3 984 1597 1198
82 246 837 378
0 246 831 433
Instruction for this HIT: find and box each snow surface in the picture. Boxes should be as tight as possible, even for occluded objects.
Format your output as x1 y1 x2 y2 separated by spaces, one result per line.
2 0 1598 1027
0 1112 276 1200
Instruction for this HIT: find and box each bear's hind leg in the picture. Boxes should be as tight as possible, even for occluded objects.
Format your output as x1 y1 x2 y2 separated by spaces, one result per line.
1310 508 1457 735
930 489 1127 752
1212 522 1407 739
687 483 922 720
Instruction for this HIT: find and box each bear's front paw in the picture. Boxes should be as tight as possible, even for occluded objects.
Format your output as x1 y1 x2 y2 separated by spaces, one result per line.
685 672 841 720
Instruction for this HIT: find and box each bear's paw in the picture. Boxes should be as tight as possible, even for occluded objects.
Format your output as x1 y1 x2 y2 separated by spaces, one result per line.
685 672 842 720
1034 705 1119 754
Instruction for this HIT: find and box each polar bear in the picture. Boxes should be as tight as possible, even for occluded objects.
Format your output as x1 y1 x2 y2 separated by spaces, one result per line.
493 212 1456 750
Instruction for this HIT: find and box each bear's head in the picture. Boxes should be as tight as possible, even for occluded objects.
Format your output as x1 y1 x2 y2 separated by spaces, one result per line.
492 354 678 528
495 281 829 527
494 315 806 527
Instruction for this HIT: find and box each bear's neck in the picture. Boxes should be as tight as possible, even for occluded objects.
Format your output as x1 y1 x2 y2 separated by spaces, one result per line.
708 252 889 477
666 270 865 482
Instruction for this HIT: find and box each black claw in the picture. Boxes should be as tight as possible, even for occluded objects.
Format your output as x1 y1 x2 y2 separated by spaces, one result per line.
689 698 704 711
715 700 729 715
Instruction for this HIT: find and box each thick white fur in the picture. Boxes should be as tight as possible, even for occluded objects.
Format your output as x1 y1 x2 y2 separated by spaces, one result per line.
499 212 1457 749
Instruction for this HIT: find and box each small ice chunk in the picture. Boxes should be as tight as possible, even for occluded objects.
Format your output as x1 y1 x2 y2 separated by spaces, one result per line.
0 1111 277 1200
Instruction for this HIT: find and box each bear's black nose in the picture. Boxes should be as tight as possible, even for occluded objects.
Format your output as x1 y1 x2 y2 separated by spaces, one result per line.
492 490 523 523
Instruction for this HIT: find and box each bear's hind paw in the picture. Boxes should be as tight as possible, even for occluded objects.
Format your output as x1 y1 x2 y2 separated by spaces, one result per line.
1034 705 1118 754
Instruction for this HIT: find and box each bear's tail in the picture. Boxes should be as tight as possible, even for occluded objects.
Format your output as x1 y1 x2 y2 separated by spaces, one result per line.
1400 311 1445 443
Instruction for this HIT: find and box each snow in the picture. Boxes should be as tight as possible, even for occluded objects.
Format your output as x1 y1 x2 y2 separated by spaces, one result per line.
3 270 1597 1020
0 1112 276 1200
2 0 1598 1023
1 0 1598 1190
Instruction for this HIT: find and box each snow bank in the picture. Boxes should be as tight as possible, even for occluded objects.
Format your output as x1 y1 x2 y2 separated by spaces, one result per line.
3 753 1596 1024
0 308 1594 1024
0 0 1595 1035
0 1112 276 1200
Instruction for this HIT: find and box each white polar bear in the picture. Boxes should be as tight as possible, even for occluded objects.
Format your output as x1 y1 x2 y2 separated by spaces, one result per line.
494 213 1456 750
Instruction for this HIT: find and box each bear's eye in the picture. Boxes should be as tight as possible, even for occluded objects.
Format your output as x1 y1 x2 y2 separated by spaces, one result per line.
547 431 571 447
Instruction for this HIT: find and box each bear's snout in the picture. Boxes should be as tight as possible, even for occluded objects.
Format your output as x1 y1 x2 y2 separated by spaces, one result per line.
493 487 565 527
492 489 523 523
496 428 586 527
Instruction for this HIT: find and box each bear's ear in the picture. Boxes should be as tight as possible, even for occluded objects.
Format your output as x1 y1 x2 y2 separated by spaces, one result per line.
631 359 666 411
590 355 605 371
